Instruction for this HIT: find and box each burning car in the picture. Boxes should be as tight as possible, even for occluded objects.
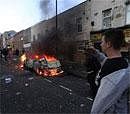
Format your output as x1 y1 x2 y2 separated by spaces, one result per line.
20 54 63 76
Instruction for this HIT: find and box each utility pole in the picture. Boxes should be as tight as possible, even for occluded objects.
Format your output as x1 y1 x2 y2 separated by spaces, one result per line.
55 0 58 55
56 0 57 31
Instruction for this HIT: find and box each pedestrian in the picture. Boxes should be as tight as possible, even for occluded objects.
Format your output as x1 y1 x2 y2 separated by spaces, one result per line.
15 49 19 57
0 48 2 58
2 48 8 61
7 48 11 59
85 48 101 99
91 28 129 114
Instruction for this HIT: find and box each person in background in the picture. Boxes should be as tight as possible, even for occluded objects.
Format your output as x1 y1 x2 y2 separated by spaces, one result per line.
22 48 25 54
2 48 8 61
0 48 2 58
91 28 129 114
85 48 101 99
15 49 19 57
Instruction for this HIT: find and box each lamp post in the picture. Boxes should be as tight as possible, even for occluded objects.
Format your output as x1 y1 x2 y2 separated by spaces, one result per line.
55 0 58 55
56 0 57 31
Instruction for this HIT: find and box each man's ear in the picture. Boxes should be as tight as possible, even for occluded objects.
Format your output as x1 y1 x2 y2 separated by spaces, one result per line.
106 41 112 48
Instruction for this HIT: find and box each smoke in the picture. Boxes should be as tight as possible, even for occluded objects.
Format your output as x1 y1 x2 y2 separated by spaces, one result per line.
32 27 64 57
41 28 63 56
38 0 84 59
39 0 55 20
39 0 86 20
39 0 74 20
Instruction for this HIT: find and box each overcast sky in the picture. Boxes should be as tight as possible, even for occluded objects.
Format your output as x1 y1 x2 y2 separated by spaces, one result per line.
0 0 86 33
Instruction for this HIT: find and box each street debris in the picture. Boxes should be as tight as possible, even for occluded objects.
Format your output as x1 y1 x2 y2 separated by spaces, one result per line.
69 92 72 95
80 104 85 107
5 77 12 84
28 77 34 80
60 105 63 109
16 92 22 95
0 75 14 84
25 83 29 87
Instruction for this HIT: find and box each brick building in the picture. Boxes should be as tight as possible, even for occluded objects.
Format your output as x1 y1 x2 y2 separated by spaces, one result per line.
11 30 24 52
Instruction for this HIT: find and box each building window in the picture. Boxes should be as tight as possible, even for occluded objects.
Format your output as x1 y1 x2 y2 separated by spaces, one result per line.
37 33 40 39
77 41 86 52
125 0 130 5
45 29 48 33
76 17 82 32
112 0 115 3
33 35 35 41
126 5 130 24
102 9 112 29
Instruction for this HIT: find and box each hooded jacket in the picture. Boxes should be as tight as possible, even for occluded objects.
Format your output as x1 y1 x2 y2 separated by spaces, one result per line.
91 67 130 114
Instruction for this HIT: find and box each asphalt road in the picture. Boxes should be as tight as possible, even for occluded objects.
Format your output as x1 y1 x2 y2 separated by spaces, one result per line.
0 58 93 114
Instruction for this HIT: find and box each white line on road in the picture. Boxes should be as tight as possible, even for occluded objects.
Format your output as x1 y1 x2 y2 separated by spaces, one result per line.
59 85 72 92
44 79 52 83
87 97 93 101
44 79 72 92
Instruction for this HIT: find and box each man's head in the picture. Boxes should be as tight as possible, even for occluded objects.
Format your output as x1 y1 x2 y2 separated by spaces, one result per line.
101 28 125 53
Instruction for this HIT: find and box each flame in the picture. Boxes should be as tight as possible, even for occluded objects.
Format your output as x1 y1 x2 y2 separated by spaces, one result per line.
19 53 63 76
36 68 63 77
41 54 63 76
20 64 24 68
48 69 64 76
19 64 24 70
19 54 27 70
20 54 26 63
43 55 57 62
35 55 39 59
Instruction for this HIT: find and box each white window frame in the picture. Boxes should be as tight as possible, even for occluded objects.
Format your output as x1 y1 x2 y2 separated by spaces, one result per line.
76 17 83 33
126 4 130 25
102 8 112 29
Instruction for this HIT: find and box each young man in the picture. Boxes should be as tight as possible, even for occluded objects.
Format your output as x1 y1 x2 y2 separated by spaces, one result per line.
91 28 129 114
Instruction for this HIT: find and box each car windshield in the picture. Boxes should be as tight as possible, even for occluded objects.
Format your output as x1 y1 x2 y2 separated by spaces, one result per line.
47 60 61 68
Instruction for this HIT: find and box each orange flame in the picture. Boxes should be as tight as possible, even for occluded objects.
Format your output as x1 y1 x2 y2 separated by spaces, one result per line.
35 55 39 59
19 53 63 76
48 69 64 76
20 54 26 63
43 55 57 62
36 68 63 77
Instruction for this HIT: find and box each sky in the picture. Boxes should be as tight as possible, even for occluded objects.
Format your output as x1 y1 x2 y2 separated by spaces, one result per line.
0 0 86 33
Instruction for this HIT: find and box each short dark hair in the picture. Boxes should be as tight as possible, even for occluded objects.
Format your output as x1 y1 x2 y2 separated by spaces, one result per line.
103 28 125 50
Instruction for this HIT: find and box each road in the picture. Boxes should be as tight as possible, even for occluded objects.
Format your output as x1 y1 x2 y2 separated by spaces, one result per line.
0 58 93 114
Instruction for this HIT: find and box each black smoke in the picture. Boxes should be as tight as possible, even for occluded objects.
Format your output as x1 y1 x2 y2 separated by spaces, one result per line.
32 27 64 58
39 0 55 19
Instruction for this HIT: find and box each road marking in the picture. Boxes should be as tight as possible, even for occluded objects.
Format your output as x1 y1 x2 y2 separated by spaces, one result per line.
43 79 72 92
28 77 34 80
87 97 93 101
59 85 72 92
44 79 52 83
